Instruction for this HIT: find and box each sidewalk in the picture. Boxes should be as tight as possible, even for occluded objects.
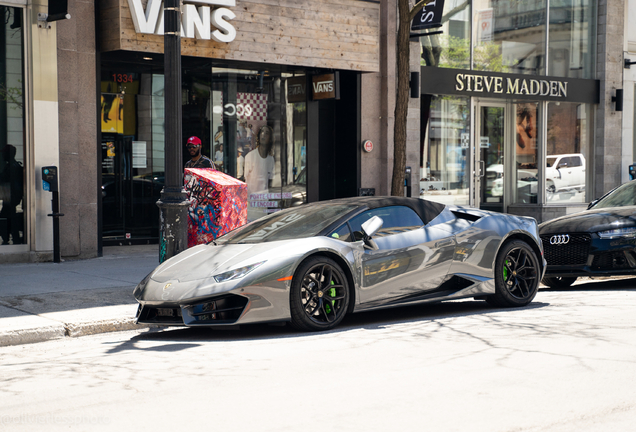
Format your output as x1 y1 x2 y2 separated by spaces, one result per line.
0 244 160 347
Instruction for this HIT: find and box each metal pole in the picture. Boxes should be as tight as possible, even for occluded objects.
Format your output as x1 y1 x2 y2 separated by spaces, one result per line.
157 0 189 263
51 191 61 263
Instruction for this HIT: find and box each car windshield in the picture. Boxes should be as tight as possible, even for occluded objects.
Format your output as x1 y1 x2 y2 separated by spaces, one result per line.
217 204 359 244
593 181 636 209
546 157 557 167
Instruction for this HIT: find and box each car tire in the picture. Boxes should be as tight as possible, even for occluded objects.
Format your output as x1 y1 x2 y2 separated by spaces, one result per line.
486 240 540 308
541 276 577 289
290 256 350 331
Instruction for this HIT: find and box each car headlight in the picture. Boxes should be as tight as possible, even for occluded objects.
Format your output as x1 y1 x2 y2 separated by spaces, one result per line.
213 261 266 283
598 227 636 239
133 272 152 297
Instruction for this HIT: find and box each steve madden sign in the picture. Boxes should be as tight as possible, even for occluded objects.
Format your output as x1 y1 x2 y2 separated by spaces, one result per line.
127 0 236 42
455 74 568 97
420 66 600 104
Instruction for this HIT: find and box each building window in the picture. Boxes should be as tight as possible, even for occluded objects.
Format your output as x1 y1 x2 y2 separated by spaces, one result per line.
547 0 596 79
545 102 590 203
421 95 471 206
0 6 25 246
514 102 539 204
472 0 547 75
206 69 307 222
100 60 309 240
420 0 471 70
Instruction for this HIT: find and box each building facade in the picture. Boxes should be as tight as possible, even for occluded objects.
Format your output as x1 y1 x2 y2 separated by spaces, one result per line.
0 0 631 262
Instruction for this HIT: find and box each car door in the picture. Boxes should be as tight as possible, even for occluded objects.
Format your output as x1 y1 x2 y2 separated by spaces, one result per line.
569 155 585 189
340 206 455 309
557 156 574 188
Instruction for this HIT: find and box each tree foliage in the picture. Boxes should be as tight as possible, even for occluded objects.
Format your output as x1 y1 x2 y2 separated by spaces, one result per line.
0 81 23 110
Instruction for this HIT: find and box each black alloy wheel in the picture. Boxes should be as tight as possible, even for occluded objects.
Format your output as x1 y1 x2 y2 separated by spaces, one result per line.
487 240 540 307
290 257 350 331
541 276 577 289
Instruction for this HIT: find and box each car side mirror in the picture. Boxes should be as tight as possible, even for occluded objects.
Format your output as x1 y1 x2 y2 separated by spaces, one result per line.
557 162 568 169
361 216 383 238
587 199 599 210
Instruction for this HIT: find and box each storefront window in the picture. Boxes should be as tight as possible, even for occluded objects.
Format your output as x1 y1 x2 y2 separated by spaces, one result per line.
100 72 164 240
211 69 279 221
99 60 310 241
472 0 546 75
546 102 590 203
421 95 470 206
513 102 539 204
205 69 306 222
420 0 471 70
547 0 596 79
0 6 25 246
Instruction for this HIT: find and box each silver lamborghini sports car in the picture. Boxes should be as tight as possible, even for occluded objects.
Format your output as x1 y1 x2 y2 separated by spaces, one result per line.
134 197 546 331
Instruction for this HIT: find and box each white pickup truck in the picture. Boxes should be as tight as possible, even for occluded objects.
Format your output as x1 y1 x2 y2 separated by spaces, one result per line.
546 153 585 193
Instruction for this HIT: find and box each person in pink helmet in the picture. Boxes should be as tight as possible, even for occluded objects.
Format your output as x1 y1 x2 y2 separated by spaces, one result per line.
184 136 215 169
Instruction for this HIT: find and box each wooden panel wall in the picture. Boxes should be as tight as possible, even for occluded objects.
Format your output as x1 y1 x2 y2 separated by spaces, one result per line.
99 0 380 72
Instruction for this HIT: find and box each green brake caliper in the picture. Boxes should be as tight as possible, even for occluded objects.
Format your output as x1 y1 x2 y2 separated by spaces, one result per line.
503 259 510 281
324 280 336 314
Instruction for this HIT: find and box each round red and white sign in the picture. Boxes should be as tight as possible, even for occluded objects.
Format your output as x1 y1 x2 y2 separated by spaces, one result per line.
363 140 373 153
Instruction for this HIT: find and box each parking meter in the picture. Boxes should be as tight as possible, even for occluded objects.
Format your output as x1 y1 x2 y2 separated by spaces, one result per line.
42 166 59 192
405 166 412 197
630 163 636 180
41 166 63 262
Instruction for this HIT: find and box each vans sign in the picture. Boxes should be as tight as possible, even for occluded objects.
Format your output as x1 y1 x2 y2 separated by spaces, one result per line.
311 73 339 100
127 0 236 42
287 76 306 103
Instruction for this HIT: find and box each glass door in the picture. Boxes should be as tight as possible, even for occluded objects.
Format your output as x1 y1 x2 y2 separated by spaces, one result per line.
101 134 162 241
475 102 507 213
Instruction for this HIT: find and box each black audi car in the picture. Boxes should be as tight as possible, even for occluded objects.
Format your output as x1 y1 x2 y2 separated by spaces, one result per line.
539 179 636 288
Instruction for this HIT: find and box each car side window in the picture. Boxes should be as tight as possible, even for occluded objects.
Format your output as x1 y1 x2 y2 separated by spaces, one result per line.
347 206 424 239
571 156 581 167
328 223 353 242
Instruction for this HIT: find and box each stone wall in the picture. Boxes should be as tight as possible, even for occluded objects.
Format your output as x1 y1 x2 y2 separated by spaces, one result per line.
57 0 98 258
595 0 625 198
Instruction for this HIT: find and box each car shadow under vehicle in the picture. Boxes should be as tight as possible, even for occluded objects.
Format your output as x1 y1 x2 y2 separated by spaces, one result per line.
540 276 636 292
107 299 550 353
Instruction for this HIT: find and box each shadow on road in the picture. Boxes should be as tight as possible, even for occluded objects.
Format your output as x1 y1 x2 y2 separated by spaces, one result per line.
540 276 636 292
104 299 550 354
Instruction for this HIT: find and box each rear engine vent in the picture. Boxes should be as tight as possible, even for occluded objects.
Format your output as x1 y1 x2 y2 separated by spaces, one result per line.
452 211 482 222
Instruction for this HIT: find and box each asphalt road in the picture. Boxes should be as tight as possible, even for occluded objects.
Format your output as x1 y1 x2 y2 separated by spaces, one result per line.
1 278 636 432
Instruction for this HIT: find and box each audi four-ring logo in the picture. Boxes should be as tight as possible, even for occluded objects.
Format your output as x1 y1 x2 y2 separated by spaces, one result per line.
550 234 570 245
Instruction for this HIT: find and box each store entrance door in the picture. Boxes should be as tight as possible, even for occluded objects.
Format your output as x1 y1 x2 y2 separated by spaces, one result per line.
474 102 508 213
101 135 162 243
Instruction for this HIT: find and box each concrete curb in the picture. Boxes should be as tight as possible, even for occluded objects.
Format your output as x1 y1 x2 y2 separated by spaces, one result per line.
65 317 152 338
0 325 67 347
0 317 156 347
